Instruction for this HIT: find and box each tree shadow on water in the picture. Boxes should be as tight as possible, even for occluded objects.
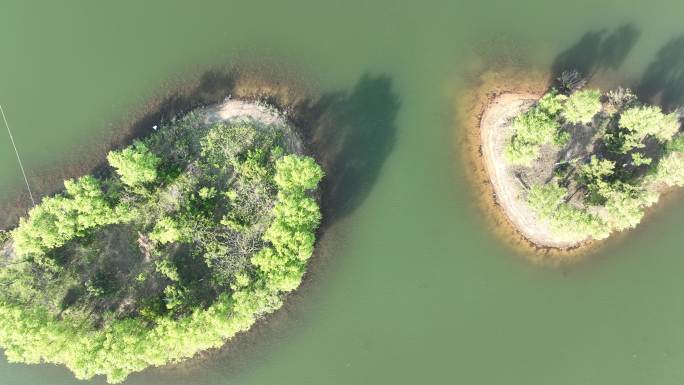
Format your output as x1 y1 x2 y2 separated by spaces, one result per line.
638 35 684 110
291 74 400 228
551 23 640 80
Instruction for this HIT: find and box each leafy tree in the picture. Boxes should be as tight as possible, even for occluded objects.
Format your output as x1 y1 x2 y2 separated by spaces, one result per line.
149 217 183 245
527 183 566 218
577 156 615 203
155 260 180 282
12 176 122 257
505 106 560 165
610 106 680 153
274 155 325 193
649 152 684 187
505 91 571 166
630 152 652 166
527 184 608 241
666 134 684 153
602 184 657 231
537 91 567 115
107 141 161 188
578 156 615 183
562 89 602 124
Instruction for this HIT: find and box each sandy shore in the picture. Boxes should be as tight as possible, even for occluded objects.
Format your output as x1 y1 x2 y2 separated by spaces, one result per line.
480 93 582 249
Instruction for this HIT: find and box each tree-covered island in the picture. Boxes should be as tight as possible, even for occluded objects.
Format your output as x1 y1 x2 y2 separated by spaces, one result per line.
0 100 323 383
480 71 684 250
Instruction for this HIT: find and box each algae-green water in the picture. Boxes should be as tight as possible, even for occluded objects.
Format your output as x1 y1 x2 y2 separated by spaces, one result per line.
3 1 684 384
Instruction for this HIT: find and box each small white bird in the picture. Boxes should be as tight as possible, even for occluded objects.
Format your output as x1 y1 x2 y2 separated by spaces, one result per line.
152 125 158 131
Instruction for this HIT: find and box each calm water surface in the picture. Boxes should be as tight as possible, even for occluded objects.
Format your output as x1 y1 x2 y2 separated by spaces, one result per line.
2 1 684 384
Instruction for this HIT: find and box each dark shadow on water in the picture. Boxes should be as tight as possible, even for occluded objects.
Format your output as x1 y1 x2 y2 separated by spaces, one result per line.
638 34 684 111
551 23 640 81
291 74 400 228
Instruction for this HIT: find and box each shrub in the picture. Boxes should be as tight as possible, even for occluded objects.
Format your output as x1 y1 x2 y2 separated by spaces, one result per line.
537 91 567 115
630 153 652 167
650 152 684 187
613 106 680 152
12 176 123 257
149 217 183 245
274 155 325 193
562 89 602 124
602 185 657 231
107 141 161 188
527 183 566 218
527 184 609 241
505 105 560 166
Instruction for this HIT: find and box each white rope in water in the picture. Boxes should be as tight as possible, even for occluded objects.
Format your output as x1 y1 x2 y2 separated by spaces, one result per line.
0 104 35 206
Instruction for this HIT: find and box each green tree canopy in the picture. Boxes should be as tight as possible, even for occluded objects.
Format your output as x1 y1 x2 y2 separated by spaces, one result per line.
650 152 684 187
107 141 161 188
527 183 608 241
11 176 123 257
615 106 680 152
562 89 602 124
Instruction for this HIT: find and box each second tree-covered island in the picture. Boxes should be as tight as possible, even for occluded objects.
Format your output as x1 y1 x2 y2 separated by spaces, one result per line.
0 100 323 383
480 71 684 251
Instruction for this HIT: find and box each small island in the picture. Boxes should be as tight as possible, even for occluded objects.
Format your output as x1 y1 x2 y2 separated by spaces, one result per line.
480 71 684 252
0 100 323 383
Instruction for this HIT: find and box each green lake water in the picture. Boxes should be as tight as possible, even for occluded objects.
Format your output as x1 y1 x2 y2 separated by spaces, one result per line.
3 1 684 384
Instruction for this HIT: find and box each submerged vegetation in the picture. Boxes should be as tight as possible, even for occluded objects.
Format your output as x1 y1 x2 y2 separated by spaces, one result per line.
0 107 323 383
504 71 684 244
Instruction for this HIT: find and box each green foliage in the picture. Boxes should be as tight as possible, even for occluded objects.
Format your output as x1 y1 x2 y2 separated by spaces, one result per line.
107 141 161 188
253 155 323 293
149 217 183 245
602 183 657 231
0 114 324 383
553 130 571 146
236 148 270 180
537 91 567 115
561 89 602 124
527 184 609 241
274 155 325 193
666 134 684 153
579 156 615 182
630 152 652 167
650 152 684 187
154 260 180 282
505 108 560 165
609 106 680 153
505 91 570 166
12 176 123 257
527 183 566 218
577 156 615 203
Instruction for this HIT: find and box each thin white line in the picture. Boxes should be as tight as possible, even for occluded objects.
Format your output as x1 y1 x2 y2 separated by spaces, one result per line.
0 104 35 206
